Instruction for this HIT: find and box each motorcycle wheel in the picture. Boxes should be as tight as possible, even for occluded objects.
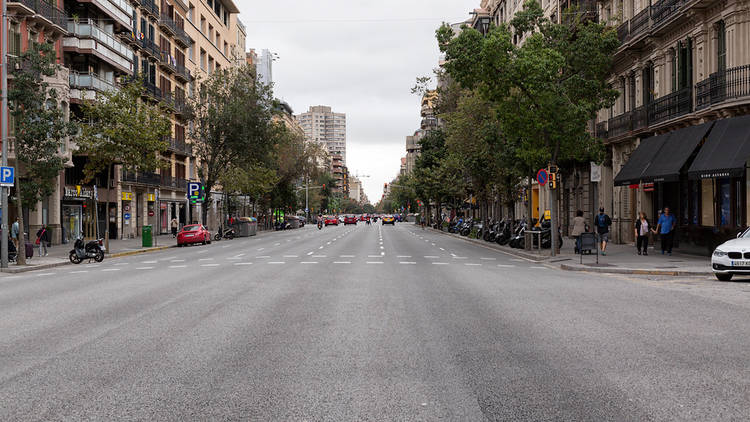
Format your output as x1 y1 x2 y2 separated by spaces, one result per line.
94 249 105 262
69 251 81 264
226 232 234 240
483 232 490 241
214 233 222 241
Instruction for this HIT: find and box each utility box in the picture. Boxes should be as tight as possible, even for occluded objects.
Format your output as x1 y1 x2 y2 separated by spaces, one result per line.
142 225 153 247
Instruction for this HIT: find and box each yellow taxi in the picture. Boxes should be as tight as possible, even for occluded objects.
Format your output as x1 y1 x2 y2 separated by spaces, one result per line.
382 215 395 225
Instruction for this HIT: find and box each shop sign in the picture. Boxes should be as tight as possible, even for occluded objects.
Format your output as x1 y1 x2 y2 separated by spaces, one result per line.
643 183 654 192
146 193 156 202
64 185 95 200
160 203 167 210
122 192 133 201
700 171 730 179
590 162 601 183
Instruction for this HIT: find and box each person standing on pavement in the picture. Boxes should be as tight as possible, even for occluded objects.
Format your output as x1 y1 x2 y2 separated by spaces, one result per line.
595 207 612 255
634 212 650 255
170 217 179 238
11 218 19 250
653 206 676 255
571 210 586 254
36 225 50 257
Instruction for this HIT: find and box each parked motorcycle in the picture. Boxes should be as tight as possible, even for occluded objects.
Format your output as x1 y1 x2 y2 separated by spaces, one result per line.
69 236 105 264
508 219 528 249
214 226 236 241
496 220 513 245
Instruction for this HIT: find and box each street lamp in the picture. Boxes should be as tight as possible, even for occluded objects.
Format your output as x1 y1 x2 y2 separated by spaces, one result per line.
480 16 491 36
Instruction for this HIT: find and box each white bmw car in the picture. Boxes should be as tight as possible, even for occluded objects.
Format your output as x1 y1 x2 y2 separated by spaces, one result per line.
712 229 750 281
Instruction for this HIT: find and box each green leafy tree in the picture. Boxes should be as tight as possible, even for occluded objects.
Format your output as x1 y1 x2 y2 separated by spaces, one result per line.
77 78 172 249
186 65 276 224
9 42 77 264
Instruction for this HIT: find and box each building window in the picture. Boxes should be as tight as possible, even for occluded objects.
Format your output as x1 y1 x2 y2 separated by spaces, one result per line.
188 3 194 22
717 20 726 73
718 178 730 226
642 62 654 105
200 15 206 34
677 38 692 90
188 44 194 62
200 48 206 70
208 25 214 44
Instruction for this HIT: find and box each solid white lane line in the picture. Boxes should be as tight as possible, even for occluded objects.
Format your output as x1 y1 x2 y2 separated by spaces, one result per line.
234 262 253 266
333 261 351 264
136 267 154 270
102 268 120 272
201 264 220 267
169 265 187 268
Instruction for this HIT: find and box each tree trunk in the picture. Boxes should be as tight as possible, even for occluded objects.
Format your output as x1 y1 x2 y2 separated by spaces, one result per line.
527 175 533 225
14 178 26 265
104 164 111 252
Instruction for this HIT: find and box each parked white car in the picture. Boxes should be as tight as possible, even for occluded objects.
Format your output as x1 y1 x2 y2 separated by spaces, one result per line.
712 228 750 281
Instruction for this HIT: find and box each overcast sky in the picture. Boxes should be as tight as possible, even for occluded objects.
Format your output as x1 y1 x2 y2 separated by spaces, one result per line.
236 0 477 204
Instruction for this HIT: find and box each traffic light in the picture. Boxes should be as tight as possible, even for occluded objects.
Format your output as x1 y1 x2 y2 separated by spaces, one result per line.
322 184 326 189
550 172 557 189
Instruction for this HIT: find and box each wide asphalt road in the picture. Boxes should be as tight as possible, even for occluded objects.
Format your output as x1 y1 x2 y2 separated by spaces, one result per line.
0 221 748 421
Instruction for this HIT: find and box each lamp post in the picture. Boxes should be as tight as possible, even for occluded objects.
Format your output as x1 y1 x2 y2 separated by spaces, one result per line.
1 0 9 268
480 16 491 36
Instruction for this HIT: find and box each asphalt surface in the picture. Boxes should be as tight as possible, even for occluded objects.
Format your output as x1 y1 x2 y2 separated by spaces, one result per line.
0 222 748 421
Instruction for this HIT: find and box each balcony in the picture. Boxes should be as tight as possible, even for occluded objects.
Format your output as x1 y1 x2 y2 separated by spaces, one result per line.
173 26 192 48
595 121 608 139
173 93 187 115
174 63 191 82
159 50 177 74
650 0 687 26
140 0 158 17
696 65 750 111
65 19 134 72
8 0 67 35
137 37 160 58
69 71 117 100
647 87 692 125
90 0 133 30
166 137 192 156
160 174 188 190
159 13 176 36
142 79 162 101
122 170 188 189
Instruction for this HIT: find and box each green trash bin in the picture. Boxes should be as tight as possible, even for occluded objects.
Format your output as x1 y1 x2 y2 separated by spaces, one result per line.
142 225 153 247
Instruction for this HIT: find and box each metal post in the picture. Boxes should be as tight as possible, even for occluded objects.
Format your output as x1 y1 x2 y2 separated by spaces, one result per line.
305 174 309 222
1 0 8 268
154 188 158 246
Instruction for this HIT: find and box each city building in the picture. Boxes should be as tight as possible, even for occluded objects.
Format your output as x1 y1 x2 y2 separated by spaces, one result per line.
296 105 347 164
329 153 346 194
4 0 70 243
592 0 750 254
255 48 272 86
349 176 362 203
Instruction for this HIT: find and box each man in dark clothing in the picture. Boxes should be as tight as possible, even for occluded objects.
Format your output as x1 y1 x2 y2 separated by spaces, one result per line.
36 225 50 257
595 207 612 255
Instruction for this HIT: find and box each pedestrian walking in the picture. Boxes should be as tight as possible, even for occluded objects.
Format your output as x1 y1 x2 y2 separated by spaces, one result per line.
11 217 19 250
653 206 676 255
170 217 179 238
571 209 586 254
595 207 612 255
634 212 650 255
35 225 50 257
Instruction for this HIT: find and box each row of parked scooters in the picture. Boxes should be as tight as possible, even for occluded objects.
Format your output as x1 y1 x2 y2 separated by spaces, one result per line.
441 217 563 249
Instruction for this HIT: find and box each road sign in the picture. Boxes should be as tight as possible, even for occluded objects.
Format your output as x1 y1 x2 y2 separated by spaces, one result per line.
536 168 548 186
0 166 14 187
124 213 131 220
188 182 202 200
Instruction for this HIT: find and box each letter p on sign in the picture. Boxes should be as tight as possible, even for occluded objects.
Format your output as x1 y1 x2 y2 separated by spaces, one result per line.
0 167 14 187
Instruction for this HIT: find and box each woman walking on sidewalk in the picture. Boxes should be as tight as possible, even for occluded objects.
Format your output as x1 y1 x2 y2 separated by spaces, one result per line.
36 225 50 257
170 217 179 238
571 210 586 254
634 212 650 255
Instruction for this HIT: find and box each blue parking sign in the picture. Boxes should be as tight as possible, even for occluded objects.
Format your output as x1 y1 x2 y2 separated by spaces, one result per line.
188 182 202 200
0 167 14 187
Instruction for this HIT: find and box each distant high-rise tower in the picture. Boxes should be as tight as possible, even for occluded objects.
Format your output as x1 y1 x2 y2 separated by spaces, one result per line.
296 105 347 164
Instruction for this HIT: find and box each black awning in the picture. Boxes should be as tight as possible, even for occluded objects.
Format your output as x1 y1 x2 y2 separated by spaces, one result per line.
639 122 714 183
688 115 750 179
613 133 670 186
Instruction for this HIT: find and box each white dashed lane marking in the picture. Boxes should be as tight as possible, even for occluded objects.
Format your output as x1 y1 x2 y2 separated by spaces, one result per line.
366 262 384 264
136 267 154 270
169 265 187 268
300 262 318 264
432 262 449 265
268 262 285 264
497 264 515 268
399 262 417 265
480 258 497 261
333 261 350 264
102 268 120 272
201 264 220 267
234 262 253 266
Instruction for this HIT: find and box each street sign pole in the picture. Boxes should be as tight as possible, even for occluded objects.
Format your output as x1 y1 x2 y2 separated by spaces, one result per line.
1 0 8 268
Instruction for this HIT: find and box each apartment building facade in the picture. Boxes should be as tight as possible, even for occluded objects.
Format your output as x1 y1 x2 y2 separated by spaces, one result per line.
593 0 750 253
296 105 347 165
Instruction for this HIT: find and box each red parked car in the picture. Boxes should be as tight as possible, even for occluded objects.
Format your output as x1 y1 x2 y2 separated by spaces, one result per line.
324 216 339 226
344 215 358 225
177 224 212 246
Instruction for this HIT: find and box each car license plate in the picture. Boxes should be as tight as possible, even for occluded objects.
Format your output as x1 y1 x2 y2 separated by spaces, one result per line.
731 260 750 266
184 234 194 237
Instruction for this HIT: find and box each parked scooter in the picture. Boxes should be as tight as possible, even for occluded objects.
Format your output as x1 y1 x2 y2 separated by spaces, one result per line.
508 219 528 249
69 235 105 264
496 220 513 245
214 225 236 241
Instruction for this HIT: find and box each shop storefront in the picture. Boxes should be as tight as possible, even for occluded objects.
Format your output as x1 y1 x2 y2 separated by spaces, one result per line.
61 185 96 244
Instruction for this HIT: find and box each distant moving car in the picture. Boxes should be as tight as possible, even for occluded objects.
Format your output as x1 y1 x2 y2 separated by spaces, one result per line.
325 216 339 226
344 215 358 225
712 228 750 281
382 215 395 225
177 224 211 246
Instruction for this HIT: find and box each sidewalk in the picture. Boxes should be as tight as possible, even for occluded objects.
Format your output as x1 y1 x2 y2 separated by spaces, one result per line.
434 228 711 276
1 236 174 274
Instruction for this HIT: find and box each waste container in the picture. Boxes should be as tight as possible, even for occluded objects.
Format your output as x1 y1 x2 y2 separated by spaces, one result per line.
247 217 257 236
234 217 257 237
142 225 153 247
286 216 300 229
